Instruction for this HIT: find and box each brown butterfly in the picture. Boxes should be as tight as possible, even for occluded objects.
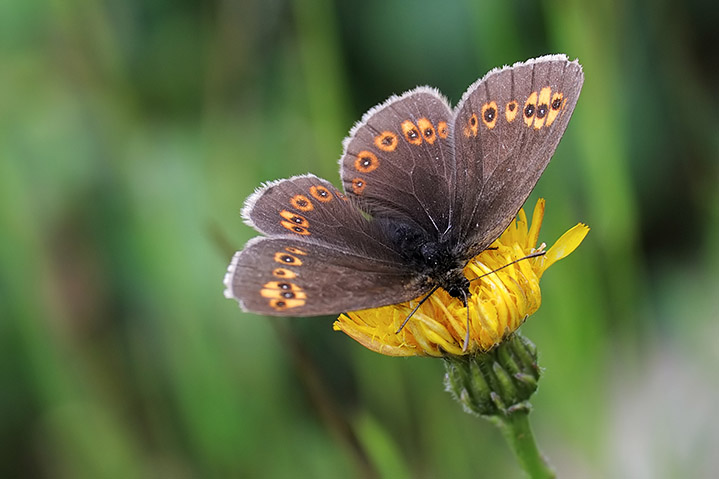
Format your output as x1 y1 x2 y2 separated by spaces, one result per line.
224 55 583 318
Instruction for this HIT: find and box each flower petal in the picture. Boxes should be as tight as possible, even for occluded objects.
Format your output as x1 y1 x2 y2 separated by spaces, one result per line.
542 223 590 270
527 198 545 249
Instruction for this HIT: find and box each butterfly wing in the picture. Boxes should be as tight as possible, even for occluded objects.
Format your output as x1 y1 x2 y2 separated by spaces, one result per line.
339 88 456 239
224 236 427 316
242 173 409 261
226 174 429 315
451 55 584 256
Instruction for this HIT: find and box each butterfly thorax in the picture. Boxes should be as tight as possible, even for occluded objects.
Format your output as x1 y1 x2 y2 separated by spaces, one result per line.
378 218 471 301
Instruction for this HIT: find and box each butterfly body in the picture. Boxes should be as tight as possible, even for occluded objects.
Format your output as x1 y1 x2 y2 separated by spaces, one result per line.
374 215 470 298
225 55 583 317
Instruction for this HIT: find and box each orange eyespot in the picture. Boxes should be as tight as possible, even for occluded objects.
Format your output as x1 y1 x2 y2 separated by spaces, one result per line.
280 210 309 228
281 222 311 235
285 246 307 255
262 289 307 300
533 87 552 129
374 131 398 152
262 281 302 291
274 252 302 266
290 194 313 212
437 121 449 139
546 92 564 126
269 298 305 311
481 101 498 129
354 151 379 173
401 120 422 145
523 91 538 127
416 118 436 144
505 101 518 122
464 113 479 137
309 185 333 202
351 177 366 195
272 268 297 279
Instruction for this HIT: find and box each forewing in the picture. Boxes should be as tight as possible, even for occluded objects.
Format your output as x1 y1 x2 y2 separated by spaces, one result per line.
243 173 401 261
451 55 584 255
339 88 455 239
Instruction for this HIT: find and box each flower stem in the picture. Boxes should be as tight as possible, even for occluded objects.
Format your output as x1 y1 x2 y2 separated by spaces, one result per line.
490 411 555 479
443 334 556 478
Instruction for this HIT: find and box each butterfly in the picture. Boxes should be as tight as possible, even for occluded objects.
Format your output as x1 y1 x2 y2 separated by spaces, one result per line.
224 54 583 320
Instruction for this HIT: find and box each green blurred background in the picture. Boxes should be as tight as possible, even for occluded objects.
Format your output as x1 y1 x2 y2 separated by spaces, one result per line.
2 0 718 477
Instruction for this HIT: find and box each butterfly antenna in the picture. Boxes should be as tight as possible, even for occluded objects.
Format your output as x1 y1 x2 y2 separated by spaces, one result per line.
396 285 440 334
460 289 470 352
468 251 546 283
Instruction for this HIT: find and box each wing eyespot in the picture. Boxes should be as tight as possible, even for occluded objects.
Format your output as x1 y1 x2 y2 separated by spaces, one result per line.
355 151 380 173
273 268 297 279
401 120 422 145
351 178 366 194
464 113 479 137
416 118 436 144
481 101 498 129
505 101 518 122
437 121 449 138
309 185 333 202
532 87 552 129
274 252 302 266
523 91 538 127
374 131 398 152
290 194 314 212
547 92 565 126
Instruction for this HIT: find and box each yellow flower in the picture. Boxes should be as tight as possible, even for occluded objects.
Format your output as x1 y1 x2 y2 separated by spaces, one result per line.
333 199 590 357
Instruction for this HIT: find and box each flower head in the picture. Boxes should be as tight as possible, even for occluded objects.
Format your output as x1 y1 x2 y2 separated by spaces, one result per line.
333 199 589 357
